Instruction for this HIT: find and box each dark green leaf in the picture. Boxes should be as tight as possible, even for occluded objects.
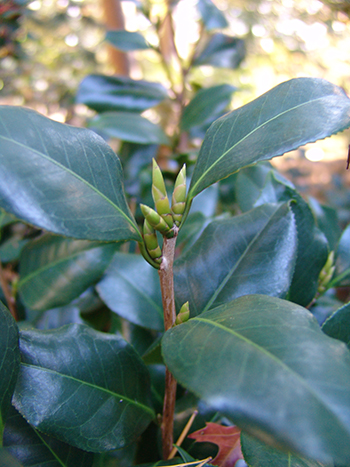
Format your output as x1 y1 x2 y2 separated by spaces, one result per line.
193 34 245 68
106 30 152 51
96 253 163 331
175 203 297 316
3 406 94 467
76 75 168 113
235 163 276 212
188 78 350 201
0 238 28 263
18 234 117 312
308 197 341 252
0 448 23 467
0 106 142 243
241 432 332 467
334 223 350 286
322 302 350 347
0 301 20 443
180 84 235 132
89 112 169 145
252 171 328 307
196 0 228 30
162 294 350 465
13 324 155 452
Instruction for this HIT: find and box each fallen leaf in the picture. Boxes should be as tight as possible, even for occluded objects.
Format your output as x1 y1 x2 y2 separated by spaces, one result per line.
188 422 243 467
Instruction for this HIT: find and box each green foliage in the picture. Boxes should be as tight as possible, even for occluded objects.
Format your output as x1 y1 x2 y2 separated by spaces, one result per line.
2 2 350 466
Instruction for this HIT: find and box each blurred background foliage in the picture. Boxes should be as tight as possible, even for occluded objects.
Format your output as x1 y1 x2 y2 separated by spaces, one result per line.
1 0 350 207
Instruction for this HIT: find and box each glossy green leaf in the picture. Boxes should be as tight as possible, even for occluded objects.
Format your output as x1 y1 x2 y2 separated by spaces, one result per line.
13 324 155 452
106 30 152 51
193 34 245 68
0 106 142 243
162 294 350 465
76 75 168 113
241 432 332 467
252 171 329 307
96 253 163 331
180 84 235 132
174 203 297 316
188 78 350 201
89 112 169 145
3 406 94 467
196 0 228 30
334 223 350 286
0 301 20 444
0 448 23 467
18 234 117 312
322 302 350 347
308 197 341 252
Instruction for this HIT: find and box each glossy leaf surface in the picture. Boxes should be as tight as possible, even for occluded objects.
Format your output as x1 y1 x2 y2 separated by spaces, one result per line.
3 406 94 467
241 432 332 467
180 84 235 132
193 34 245 69
97 253 163 331
0 302 20 442
0 448 23 467
188 78 350 201
106 30 152 51
174 203 297 316
196 0 228 30
18 234 117 311
90 112 169 145
76 75 168 113
13 325 154 452
334 223 350 286
308 197 340 252
0 106 141 242
322 302 350 348
251 171 328 306
162 294 350 465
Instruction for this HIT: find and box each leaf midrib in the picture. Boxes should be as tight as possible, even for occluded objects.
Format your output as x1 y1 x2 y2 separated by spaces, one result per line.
21 362 154 416
194 316 350 435
0 135 141 240
189 95 329 199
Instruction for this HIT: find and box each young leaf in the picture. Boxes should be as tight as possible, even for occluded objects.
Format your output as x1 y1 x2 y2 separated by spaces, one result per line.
4 406 94 467
89 111 170 145
187 78 350 202
196 0 229 31
193 34 245 69
76 74 169 113
96 252 164 331
13 324 155 452
0 301 20 444
106 30 152 51
241 432 332 467
180 84 236 132
174 203 297 316
18 234 117 312
188 423 243 467
162 294 350 465
0 106 142 243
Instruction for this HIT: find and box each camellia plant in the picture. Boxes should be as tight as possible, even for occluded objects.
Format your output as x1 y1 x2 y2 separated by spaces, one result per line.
2 2 350 467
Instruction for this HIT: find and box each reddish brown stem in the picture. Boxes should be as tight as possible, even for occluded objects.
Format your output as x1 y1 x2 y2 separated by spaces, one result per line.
159 232 178 459
0 260 17 321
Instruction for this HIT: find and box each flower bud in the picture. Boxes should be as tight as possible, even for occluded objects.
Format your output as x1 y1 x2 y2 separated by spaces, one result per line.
175 301 190 325
152 159 173 228
171 164 186 226
140 204 170 235
143 220 162 263
318 251 335 294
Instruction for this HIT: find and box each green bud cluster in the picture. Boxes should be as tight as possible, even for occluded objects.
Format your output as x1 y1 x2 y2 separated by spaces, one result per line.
175 301 190 325
141 160 187 263
171 164 186 226
143 219 162 264
318 251 335 294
